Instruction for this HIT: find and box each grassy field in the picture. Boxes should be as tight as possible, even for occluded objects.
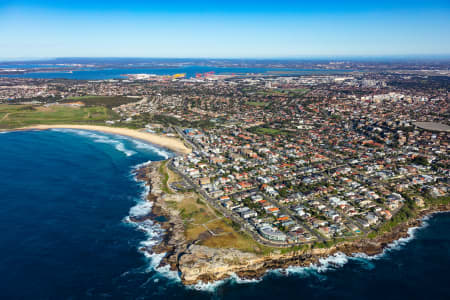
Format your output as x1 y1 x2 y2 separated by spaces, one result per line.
257 88 309 97
159 160 173 194
62 95 141 108
246 101 269 107
174 193 270 254
199 218 273 254
250 126 289 136
0 104 116 129
162 166 272 254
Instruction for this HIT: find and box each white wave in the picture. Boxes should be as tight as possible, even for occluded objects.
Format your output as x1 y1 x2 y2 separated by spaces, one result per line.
278 251 350 277
140 251 181 283
262 252 358 284
143 252 166 269
125 190 168 276
140 183 150 199
281 265 309 276
316 252 349 272
184 252 351 292
350 256 376 270
129 201 153 218
187 272 263 292
51 128 136 156
131 160 153 171
188 278 230 292
130 139 172 160
230 273 262 284
115 143 136 156
352 216 430 261
125 162 173 281
52 128 175 159
136 219 164 246
181 213 441 292
153 264 181 282
323 216 434 270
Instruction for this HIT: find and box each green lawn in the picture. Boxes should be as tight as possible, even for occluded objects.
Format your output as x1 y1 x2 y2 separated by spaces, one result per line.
246 101 268 107
257 88 309 97
251 127 289 136
0 104 116 129
63 95 141 108
158 160 173 194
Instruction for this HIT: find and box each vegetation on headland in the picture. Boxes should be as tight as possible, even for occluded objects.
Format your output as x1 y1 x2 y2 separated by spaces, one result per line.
281 194 450 253
158 161 172 194
160 162 273 255
166 191 273 254
0 104 116 129
367 193 449 239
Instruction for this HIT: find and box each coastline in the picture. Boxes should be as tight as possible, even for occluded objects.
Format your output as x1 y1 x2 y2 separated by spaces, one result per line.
131 162 450 286
178 204 450 285
1 124 191 155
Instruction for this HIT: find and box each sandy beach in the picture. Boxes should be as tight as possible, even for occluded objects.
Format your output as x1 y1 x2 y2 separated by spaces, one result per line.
14 125 191 154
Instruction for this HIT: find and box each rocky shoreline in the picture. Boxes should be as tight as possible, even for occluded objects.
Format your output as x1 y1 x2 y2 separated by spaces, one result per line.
132 162 450 285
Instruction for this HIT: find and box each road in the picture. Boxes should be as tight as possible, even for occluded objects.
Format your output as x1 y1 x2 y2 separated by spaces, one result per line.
167 160 307 248
171 126 368 244
174 126 201 151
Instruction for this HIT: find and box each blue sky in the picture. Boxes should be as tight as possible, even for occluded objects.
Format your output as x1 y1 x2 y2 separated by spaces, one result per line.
1 1 449 58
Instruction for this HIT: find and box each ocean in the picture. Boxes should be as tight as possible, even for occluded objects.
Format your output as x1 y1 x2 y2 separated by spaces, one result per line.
0 65 352 80
0 130 449 299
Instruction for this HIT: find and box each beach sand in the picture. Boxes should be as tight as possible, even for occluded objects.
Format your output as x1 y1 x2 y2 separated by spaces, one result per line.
16 125 191 154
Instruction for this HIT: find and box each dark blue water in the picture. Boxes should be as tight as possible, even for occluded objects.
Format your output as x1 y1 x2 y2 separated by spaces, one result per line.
0 130 449 299
0 65 352 80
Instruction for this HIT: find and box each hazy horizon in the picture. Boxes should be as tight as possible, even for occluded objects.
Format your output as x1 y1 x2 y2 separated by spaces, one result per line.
1 54 450 63
1 1 450 58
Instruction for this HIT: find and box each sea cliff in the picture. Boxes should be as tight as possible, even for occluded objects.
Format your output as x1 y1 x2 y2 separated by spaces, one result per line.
133 162 450 285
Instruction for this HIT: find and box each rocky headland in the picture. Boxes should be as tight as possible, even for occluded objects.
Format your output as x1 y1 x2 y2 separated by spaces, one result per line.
132 162 450 285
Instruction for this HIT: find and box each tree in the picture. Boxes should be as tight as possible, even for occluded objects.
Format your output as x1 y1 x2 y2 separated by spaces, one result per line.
412 156 429 166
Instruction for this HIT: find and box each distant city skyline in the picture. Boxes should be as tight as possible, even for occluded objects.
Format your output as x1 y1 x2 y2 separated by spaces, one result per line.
1 0 449 58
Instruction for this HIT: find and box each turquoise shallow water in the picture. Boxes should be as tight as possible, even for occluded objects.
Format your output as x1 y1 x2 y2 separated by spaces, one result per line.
0 130 449 299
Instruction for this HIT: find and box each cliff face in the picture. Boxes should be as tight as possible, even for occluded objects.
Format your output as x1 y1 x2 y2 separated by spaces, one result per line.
178 245 338 285
177 205 450 285
179 245 263 284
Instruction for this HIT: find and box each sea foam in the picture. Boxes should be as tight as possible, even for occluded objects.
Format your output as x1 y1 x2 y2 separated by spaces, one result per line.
352 216 430 261
52 128 136 156
273 251 350 279
130 139 172 159
51 128 173 159
125 162 179 284
186 271 268 292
